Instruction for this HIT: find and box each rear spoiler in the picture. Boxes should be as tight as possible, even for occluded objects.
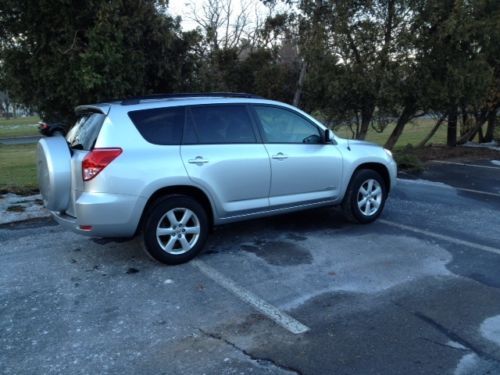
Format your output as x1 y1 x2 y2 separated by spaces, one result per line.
75 104 111 116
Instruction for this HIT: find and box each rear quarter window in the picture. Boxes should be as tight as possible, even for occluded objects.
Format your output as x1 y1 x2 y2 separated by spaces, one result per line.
128 107 184 145
66 113 106 150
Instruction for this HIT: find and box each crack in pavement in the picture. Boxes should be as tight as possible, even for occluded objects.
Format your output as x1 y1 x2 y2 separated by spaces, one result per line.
198 328 303 375
412 311 497 362
419 337 469 352
393 302 500 364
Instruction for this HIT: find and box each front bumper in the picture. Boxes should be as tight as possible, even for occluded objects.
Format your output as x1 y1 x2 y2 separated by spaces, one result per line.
52 191 147 237
388 159 398 191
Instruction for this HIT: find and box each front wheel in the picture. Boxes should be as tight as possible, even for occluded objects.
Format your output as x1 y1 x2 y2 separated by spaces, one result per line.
342 169 386 224
142 195 209 265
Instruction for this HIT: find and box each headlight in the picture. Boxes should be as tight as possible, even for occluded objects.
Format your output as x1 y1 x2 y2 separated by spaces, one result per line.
384 148 393 158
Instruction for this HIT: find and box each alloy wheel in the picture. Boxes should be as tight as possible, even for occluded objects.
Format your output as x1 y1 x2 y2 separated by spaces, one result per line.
357 179 383 216
156 208 201 254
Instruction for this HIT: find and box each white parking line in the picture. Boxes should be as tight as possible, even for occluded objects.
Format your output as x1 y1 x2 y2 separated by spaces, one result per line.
192 259 310 334
430 160 500 170
380 219 500 256
398 178 500 198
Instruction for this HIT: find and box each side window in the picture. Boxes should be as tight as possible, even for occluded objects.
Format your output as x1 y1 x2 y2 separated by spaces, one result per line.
128 107 184 145
189 105 256 144
254 106 321 144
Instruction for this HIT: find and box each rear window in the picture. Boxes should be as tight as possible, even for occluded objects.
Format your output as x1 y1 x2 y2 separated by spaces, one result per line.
128 107 184 145
189 105 256 144
67 113 105 150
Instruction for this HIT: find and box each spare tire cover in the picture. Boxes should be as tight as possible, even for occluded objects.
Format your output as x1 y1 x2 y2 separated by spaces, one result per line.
37 136 72 211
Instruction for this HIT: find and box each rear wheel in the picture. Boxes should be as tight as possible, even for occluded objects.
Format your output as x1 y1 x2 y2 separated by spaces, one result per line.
342 169 386 224
142 195 209 265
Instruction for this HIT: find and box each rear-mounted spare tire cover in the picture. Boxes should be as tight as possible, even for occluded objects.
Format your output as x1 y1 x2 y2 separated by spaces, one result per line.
37 136 71 211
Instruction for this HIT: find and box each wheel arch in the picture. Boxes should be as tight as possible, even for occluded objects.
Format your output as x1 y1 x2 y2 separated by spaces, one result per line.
135 185 215 235
352 162 391 194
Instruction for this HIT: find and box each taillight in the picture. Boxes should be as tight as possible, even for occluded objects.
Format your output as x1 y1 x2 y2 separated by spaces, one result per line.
82 148 122 181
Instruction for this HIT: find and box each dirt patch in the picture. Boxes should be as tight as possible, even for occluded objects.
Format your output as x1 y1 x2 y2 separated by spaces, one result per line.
0 193 50 224
6 205 25 212
0 187 39 196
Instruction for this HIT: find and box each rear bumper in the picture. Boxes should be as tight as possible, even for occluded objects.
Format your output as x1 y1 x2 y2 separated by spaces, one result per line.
52 191 147 237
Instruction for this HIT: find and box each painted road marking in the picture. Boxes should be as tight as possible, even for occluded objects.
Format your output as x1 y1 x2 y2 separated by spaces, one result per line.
380 219 500 257
398 178 500 198
192 259 310 334
430 160 500 170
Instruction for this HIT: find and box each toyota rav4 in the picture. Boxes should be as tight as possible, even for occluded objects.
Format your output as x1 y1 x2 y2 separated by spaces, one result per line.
37 93 397 264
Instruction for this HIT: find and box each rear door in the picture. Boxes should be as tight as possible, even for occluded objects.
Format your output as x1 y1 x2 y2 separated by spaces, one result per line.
251 105 343 207
181 104 271 218
65 111 106 216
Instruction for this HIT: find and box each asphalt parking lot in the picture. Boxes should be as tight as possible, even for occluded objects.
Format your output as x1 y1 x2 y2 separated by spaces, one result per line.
1 159 500 375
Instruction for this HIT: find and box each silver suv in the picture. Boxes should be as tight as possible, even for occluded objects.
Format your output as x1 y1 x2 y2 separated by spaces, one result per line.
37 93 397 264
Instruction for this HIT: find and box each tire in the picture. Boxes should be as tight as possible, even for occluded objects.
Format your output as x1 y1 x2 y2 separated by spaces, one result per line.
142 195 209 265
342 169 386 224
51 130 64 137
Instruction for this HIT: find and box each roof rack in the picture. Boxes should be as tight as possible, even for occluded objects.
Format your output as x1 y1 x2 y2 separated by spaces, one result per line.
120 92 263 105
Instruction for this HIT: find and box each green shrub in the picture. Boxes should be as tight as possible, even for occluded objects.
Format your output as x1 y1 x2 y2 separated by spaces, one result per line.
394 149 424 173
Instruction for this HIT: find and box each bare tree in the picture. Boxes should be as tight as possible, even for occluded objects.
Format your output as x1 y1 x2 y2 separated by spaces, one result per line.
186 0 263 51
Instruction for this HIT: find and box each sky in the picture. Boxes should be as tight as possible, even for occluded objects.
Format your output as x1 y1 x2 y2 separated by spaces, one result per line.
167 0 279 32
167 0 199 31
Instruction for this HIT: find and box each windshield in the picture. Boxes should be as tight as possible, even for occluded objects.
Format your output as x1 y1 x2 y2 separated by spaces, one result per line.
66 113 105 150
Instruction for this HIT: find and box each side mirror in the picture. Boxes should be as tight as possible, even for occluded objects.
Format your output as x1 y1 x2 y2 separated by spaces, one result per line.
324 129 331 143
324 129 337 145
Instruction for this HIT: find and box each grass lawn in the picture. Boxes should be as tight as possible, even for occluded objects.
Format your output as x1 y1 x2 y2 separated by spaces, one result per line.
0 144 38 193
333 118 448 149
0 116 40 138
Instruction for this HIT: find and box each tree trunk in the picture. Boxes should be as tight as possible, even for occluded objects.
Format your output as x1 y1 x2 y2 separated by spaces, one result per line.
457 115 488 145
357 105 374 140
293 61 308 107
354 111 360 138
447 106 457 147
484 109 497 143
459 102 468 137
477 126 485 143
417 115 446 148
384 105 416 150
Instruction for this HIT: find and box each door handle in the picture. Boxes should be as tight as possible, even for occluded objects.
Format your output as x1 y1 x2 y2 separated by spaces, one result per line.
272 152 288 160
188 156 209 165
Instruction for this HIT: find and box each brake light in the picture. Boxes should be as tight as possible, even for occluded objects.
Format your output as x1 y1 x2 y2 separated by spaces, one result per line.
82 148 122 181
